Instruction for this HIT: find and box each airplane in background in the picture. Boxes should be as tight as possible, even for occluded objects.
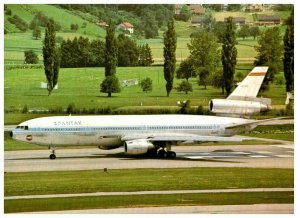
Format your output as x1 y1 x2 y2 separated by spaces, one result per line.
11 66 274 159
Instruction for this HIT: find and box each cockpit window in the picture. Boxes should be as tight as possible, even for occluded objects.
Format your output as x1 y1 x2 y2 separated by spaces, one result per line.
16 126 28 130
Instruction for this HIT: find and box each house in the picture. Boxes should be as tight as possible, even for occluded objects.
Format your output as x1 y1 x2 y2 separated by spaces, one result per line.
118 22 134 34
224 17 246 26
189 5 206 15
190 17 204 27
244 4 273 12
174 4 205 16
257 15 280 25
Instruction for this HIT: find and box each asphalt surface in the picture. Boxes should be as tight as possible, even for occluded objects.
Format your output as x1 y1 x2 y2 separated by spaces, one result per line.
4 143 294 172
4 138 294 214
24 204 294 214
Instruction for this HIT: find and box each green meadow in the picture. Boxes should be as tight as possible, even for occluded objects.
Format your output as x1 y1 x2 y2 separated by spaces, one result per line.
5 168 293 196
5 191 294 213
4 66 287 113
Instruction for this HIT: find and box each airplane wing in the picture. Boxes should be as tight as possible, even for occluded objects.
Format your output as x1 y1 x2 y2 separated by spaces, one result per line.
121 134 243 142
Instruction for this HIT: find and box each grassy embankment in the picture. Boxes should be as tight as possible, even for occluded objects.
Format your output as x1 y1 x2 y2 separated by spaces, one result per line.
5 192 293 213
4 167 294 213
5 168 293 196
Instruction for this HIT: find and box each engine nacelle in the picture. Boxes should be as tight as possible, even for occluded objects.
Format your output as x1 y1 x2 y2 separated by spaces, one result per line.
124 139 155 155
209 99 271 116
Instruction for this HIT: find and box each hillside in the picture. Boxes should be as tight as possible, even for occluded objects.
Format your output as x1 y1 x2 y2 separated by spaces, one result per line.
4 4 292 65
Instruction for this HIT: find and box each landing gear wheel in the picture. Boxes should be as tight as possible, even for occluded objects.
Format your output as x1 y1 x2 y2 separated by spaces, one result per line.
49 154 56 159
168 151 176 158
157 149 166 158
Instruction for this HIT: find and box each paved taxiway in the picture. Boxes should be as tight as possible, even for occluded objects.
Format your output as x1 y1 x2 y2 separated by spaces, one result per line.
4 143 294 172
25 204 293 214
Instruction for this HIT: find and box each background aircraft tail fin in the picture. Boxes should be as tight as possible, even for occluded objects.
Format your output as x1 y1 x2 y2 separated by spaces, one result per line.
227 66 269 100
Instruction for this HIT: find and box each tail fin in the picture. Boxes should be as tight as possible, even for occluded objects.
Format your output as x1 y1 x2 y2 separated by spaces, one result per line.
227 66 268 101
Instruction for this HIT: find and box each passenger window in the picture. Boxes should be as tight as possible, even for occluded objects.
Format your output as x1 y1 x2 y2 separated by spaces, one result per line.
25 126 28 130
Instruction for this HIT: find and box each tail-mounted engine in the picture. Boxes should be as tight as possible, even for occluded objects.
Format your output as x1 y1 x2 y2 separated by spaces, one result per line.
209 98 271 117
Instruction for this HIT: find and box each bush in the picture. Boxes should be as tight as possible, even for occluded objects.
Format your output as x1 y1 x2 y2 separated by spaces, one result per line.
7 15 28 32
176 80 193 94
24 50 39 64
140 77 153 93
66 103 76 114
21 104 28 114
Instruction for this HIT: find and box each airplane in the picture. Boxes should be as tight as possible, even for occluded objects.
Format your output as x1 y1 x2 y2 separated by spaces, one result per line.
10 66 274 159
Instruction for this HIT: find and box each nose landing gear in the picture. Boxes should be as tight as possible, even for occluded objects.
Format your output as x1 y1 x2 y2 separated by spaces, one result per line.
49 146 56 159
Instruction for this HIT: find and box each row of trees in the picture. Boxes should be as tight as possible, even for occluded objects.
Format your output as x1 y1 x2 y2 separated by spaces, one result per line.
175 11 294 96
60 35 153 68
42 12 293 99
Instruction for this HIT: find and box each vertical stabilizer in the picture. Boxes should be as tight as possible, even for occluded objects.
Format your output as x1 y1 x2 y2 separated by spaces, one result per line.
227 66 268 100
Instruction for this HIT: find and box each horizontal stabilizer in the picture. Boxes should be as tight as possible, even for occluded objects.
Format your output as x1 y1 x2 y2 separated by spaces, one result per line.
225 117 286 130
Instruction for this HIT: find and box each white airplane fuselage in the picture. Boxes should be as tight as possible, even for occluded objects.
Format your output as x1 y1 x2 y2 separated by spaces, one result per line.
12 114 253 148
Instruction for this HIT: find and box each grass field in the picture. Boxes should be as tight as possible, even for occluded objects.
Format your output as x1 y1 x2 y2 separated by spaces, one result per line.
4 66 287 113
4 168 293 196
5 191 293 213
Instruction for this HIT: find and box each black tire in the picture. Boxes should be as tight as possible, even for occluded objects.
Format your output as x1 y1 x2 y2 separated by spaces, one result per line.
157 149 166 158
170 151 176 158
49 154 56 159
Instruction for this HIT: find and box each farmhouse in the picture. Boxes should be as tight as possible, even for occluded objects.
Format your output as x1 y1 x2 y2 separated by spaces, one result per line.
174 4 205 16
257 15 280 25
191 17 204 27
118 22 134 34
189 5 206 15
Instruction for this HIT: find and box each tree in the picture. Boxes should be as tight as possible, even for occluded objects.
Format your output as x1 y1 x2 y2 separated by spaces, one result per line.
237 24 250 39
176 58 196 81
249 26 260 40
209 69 225 94
188 30 221 83
221 17 237 96
175 5 191 22
140 9 159 39
104 21 117 77
140 77 153 93
201 10 216 32
117 33 139 66
283 11 294 92
70 23 78 31
176 80 192 94
100 75 121 97
138 44 154 66
24 50 39 64
101 21 120 97
198 69 209 89
43 19 60 96
254 27 283 91
163 19 177 97
32 26 41 39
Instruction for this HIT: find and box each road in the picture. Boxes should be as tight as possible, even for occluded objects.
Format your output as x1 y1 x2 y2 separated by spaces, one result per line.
24 204 294 214
4 144 294 172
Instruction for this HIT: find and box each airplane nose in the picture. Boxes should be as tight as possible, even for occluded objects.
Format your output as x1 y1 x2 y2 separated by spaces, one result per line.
10 131 13 138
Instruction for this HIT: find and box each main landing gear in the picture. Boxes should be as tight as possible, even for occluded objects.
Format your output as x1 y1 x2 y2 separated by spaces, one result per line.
49 145 56 159
157 149 176 159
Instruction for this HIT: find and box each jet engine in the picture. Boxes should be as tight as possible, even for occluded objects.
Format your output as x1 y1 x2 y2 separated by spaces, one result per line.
209 99 271 116
124 139 155 155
